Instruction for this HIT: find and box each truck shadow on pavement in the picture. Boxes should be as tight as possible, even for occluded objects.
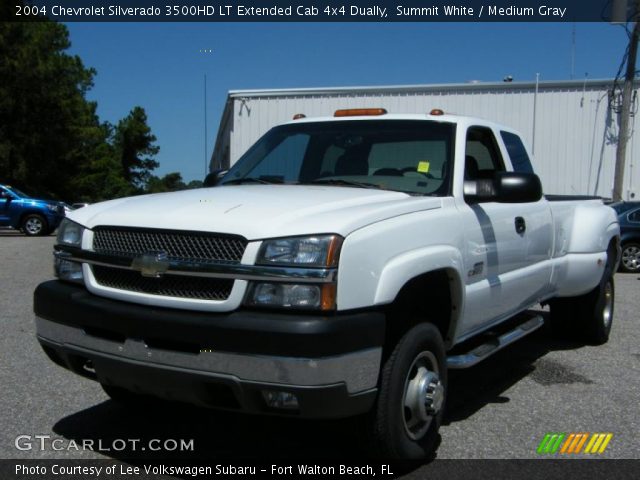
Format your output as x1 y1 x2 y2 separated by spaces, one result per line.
51 312 589 465
445 315 591 424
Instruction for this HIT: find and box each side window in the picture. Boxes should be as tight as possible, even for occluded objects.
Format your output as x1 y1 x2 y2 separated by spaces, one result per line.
245 134 310 182
629 209 640 223
464 127 505 180
500 131 534 173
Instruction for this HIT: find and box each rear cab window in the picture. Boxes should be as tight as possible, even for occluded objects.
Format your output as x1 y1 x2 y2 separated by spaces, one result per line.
500 131 534 174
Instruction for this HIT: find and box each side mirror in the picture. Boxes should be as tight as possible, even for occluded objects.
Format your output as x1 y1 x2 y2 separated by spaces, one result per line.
464 172 543 203
203 169 228 187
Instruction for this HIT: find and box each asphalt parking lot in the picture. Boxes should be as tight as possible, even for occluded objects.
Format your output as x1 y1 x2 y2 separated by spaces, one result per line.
1 229 639 465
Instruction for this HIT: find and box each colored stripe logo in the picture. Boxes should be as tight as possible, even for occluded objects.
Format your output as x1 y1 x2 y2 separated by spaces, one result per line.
537 433 613 454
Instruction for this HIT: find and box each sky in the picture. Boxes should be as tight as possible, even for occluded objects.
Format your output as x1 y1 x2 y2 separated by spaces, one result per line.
65 22 630 183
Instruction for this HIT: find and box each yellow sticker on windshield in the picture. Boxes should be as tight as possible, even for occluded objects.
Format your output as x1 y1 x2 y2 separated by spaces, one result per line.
417 161 430 173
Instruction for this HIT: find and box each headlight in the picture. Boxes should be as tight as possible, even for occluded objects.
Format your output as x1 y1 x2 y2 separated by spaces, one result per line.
54 219 85 284
46 204 58 212
257 235 342 267
245 282 336 310
56 219 85 247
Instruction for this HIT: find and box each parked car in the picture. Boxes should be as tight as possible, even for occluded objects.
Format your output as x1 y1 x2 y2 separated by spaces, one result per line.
0 184 65 236
34 110 620 459
611 201 640 272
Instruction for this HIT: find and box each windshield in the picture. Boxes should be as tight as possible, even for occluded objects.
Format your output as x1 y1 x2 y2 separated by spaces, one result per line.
4 186 28 198
220 120 455 196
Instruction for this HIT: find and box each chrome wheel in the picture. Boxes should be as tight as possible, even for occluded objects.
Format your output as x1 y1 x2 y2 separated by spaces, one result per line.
602 280 613 329
402 351 444 441
24 216 44 235
621 245 640 272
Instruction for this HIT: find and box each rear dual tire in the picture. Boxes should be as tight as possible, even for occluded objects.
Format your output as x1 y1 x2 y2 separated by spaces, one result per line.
549 268 614 345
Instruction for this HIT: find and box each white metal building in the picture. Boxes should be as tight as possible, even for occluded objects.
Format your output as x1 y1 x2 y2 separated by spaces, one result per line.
211 79 639 199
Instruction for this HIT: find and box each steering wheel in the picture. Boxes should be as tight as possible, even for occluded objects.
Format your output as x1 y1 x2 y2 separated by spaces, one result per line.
400 166 434 178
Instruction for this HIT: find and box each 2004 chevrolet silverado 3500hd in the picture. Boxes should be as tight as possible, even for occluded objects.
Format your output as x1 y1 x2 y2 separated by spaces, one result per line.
34 109 620 459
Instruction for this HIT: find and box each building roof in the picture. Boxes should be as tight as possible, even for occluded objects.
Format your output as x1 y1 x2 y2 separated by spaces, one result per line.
227 78 635 98
210 77 638 170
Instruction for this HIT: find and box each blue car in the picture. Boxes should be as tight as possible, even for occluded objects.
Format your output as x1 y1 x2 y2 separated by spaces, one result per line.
0 184 65 236
611 201 640 273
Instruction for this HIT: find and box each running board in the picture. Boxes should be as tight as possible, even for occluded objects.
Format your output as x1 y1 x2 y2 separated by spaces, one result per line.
446 314 544 369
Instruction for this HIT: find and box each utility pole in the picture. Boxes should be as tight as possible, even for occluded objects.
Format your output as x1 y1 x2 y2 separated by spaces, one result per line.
571 23 576 80
532 73 539 155
613 2 639 201
204 73 208 177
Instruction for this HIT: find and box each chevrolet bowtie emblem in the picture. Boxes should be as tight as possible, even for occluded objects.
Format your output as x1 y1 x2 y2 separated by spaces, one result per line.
131 252 170 278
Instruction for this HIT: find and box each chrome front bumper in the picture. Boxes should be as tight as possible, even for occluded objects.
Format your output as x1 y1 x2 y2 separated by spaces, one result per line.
36 316 382 394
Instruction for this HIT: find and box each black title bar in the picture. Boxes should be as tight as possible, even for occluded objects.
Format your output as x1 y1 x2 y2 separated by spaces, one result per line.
3 459 640 480
6 0 640 22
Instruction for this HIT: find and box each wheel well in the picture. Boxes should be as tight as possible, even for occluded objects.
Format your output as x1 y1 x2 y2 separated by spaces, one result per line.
15 210 49 229
607 237 619 270
384 269 459 355
19 210 46 225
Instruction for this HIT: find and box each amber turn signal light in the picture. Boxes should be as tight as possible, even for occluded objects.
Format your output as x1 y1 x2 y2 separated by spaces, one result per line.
334 108 388 117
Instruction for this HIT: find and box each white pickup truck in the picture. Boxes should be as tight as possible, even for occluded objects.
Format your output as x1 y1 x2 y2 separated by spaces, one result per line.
35 109 620 459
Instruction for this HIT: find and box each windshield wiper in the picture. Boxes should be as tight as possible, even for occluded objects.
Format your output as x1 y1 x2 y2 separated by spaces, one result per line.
307 179 384 190
223 177 282 185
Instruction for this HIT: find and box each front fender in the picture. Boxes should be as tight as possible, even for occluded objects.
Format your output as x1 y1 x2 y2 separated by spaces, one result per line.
374 245 464 305
336 205 465 313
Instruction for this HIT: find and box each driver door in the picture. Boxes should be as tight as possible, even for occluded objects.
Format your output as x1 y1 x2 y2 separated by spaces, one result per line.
0 187 12 226
459 126 548 334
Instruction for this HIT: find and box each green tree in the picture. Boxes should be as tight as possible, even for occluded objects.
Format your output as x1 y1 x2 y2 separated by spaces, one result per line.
0 18 164 203
72 123 135 201
0 21 100 199
146 172 187 194
114 107 160 191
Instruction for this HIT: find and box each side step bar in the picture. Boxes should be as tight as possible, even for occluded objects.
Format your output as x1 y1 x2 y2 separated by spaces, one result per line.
446 314 544 369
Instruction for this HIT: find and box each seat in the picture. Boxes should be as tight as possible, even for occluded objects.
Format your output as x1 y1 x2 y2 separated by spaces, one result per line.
465 155 480 180
335 151 368 176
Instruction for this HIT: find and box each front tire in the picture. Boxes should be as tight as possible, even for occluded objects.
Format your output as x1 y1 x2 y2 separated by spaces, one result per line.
21 214 47 236
368 323 447 459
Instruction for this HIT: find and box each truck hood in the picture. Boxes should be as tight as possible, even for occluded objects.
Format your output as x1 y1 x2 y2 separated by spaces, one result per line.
68 185 442 240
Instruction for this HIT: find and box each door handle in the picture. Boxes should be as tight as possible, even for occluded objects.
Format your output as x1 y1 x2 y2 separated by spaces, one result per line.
515 216 526 234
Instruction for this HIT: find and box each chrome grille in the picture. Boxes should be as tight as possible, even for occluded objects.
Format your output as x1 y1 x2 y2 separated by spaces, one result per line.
93 227 247 264
92 265 233 301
